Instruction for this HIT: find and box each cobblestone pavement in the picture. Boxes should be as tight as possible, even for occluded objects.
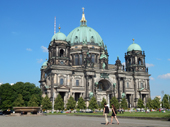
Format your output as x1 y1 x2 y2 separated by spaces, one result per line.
0 115 169 127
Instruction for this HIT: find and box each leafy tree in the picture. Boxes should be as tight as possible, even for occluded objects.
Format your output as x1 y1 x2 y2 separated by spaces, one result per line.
152 97 160 109
89 96 98 110
100 97 107 109
66 96 76 110
137 98 144 108
42 95 52 110
0 83 16 110
54 94 64 110
110 96 119 109
77 97 86 109
146 98 153 109
162 94 170 109
13 94 25 107
28 94 39 107
121 98 127 109
12 82 42 106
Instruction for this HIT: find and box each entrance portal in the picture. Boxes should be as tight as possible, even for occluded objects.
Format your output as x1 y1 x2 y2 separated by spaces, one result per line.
59 92 65 102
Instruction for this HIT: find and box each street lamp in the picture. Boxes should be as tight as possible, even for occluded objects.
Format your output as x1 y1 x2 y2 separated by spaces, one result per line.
161 91 164 108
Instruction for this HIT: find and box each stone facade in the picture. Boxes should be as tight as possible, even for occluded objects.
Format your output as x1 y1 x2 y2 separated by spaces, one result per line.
39 11 151 108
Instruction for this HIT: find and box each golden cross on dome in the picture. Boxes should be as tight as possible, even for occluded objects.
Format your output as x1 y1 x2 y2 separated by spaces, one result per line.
58 24 61 32
82 7 85 13
132 38 135 43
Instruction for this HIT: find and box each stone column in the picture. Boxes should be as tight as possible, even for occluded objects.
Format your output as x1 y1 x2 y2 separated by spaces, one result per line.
50 74 54 101
92 76 94 94
56 47 58 56
118 77 121 102
123 78 126 93
85 75 89 100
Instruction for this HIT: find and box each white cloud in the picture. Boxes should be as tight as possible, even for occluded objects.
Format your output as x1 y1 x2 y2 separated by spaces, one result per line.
26 48 32 51
41 46 48 52
158 73 170 79
146 63 154 67
37 59 43 63
150 77 154 80
122 62 126 67
11 83 14 85
0 83 2 85
168 59 170 61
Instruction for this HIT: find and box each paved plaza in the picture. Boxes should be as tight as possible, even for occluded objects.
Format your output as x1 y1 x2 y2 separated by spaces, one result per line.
0 115 169 127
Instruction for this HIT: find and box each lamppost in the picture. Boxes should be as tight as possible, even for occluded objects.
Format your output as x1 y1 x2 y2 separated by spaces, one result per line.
161 91 164 108
52 92 54 113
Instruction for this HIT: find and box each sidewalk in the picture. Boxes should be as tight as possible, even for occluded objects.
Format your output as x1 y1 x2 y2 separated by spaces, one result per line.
68 114 170 121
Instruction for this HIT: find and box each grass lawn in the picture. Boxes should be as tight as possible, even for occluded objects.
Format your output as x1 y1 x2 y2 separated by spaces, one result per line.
47 111 170 118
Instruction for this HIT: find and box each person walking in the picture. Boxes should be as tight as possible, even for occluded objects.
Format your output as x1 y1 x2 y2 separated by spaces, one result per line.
103 103 109 125
110 104 119 125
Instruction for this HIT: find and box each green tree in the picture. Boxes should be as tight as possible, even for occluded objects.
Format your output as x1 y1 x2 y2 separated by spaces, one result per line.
89 96 98 110
13 94 25 107
137 98 144 108
54 94 64 110
12 82 42 106
42 95 52 110
146 98 153 109
0 83 16 110
66 96 76 110
121 98 128 109
152 97 160 109
77 97 86 109
110 96 119 109
162 94 170 109
27 94 39 107
100 97 107 109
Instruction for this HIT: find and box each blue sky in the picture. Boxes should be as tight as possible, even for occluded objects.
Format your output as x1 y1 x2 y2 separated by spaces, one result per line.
0 0 169 99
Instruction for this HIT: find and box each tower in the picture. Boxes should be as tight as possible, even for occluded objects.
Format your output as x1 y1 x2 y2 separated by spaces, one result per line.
125 39 147 72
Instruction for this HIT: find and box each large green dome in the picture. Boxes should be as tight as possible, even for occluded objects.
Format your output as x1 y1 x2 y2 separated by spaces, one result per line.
66 26 103 46
66 10 104 47
51 32 66 41
127 42 142 52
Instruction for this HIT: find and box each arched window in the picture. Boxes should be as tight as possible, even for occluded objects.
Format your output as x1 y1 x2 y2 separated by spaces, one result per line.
127 82 129 88
141 83 143 88
79 54 82 65
92 54 95 63
60 49 64 57
75 54 79 65
138 59 141 65
76 80 79 86
129 59 131 65
60 78 64 85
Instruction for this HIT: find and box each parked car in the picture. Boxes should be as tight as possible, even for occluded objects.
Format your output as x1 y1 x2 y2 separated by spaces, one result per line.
0 110 3 115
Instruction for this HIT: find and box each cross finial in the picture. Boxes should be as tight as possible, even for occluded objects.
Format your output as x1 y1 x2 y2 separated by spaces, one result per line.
132 38 135 43
82 7 85 13
58 24 61 32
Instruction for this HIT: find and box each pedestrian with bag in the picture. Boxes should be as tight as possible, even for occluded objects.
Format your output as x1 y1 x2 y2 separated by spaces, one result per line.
110 104 119 125
103 103 109 125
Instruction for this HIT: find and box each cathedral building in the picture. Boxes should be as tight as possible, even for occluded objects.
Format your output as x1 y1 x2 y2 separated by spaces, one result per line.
39 9 151 108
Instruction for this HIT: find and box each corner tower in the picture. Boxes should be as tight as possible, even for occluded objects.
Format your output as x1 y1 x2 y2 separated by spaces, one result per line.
125 39 147 72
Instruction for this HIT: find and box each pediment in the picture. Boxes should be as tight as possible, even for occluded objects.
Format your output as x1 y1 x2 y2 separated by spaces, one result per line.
57 85 70 89
139 88 149 92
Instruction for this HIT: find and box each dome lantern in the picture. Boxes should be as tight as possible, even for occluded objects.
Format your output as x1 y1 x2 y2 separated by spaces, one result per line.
127 39 142 52
80 7 87 26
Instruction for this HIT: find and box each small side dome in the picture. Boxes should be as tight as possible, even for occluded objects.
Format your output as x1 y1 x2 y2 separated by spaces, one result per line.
127 39 142 52
51 32 66 41
42 61 47 66
41 61 47 69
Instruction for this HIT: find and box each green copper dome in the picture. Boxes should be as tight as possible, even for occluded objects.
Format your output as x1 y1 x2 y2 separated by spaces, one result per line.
42 61 47 66
51 32 66 41
127 42 142 52
66 9 104 47
66 26 103 46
